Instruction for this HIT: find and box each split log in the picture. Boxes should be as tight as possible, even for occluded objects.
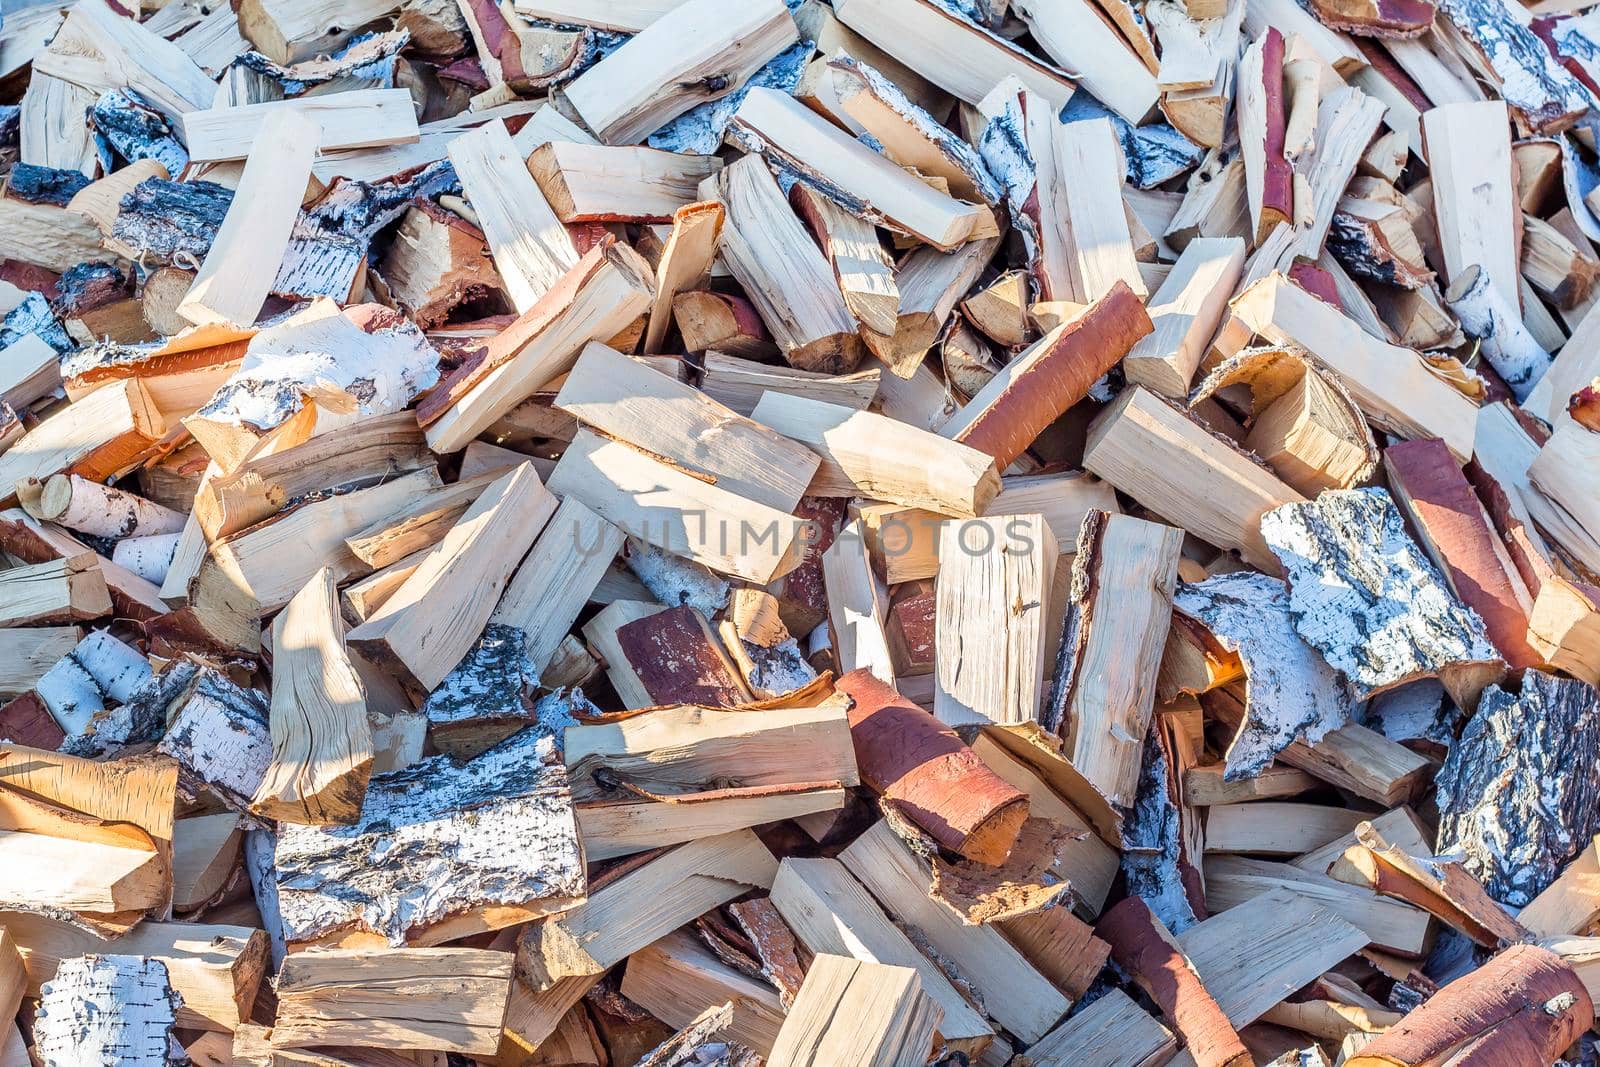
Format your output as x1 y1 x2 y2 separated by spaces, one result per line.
184 304 439 474
249 569 372 826
177 109 318 328
672 291 777 360
1435 669 1600 906
563 0 797 145
938 283 1152 467
1095 897 1249 1067
578 786 843 863
529 143 721 227
0 627 80 699
882 237 999 375
1025 988 1175 1067
832 0 1076 109
274 729 584 947
422 262 651 446
1182 763 1316 805
1383 438 1538 668
1238 29 1293 245
1178 887 1370 1026
790 182 898 347
1520 836 1600 937
516 829 776 990
1010 0 1156 124
378 201 506 329
34 955 183 1066
704 155 863 374
182 90 419 162
1227 272 1478 459
1444 264 1554 403
612 605 753 707
1084 387 1304 572
156 668 272 813
0 831 165 918
732 88 981 251
348 465 554 693
751 393 1000 517
766 954 940 1067
1434 0 1590 134
0 555 111 627
1528 575 1600 686
644 202 723 353
1052 118 1149 300
935 514 1059 728
1422 100 1520 311
0 378 167 505
961 270 1030 348
272 948 514 1055
621 932 786 1056
769 858 992 1052
823 520 896 683
1124 236 1247 398
1331 824 1528 948
1206 802 1369 855
1202 854 1431 956
1173 572 1352 781
836 669 1028 865
1260 489 1505 709
838 820 1070 1043
236 0 402 62
1344 944 1591 1067
172 813 240 914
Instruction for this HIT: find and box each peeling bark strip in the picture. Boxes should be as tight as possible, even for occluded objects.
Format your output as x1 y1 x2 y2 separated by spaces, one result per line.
1238 29 1292 245
35 955 183 1066
1175 573 1350 779
1435 0 1592 134
836 668 1028 865
274 729 584 947
1345 944 1592 1067
1260 489 1504 709
1096 897 1250 1067
1435 670 1600 907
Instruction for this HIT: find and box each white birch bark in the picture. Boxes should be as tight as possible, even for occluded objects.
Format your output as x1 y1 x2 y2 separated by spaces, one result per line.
35 955 184 1066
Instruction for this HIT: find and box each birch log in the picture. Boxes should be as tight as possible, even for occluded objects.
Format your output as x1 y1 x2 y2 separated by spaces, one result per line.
1445 263 1553 403
34 955 183 1066
37 475 184 540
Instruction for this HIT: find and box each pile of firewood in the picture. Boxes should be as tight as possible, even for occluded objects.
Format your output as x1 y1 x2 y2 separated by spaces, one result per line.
2 0 1600 1063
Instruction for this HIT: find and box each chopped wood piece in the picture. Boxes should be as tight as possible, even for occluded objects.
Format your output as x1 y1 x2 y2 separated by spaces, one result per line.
447 119 576 314
939 283 1152 467
1025 987 1175 1067
275 729 584 947
0 555 111 627
379 201 506 330
1332 823 1528 947
529 143 723 224
644 202 723 353
1174 572 1351 780
1206 802 1369 855
1045 512 1182 807
1345 944 1591 1067
0 830 164 917
790 182 898 345
1228 273 1478 459
516 829 776 990
35 955 183 1066
1182 763 1317 805
1203 853 1431 956
837 669 1028 863
236 0 402 63
1125 237 1247 397
705 155 863 374
883 237 999 375
769 858 992 1052
1096 897 1250 1067
1239 29 1293 245
1436 669 1600 906
1423 101 1520 312
183 90 419 163
622 931 786 1056
564 0 797 145
172 813 240 914
1178 887 1370 1026
935 513 1059 728
1085 386 1303 572
1261 489 1505 708
752 393 1000 517
419 239 655 452
833 0 1076 108
839 820 1070 1043
1445 263 1554 403
0 378 166 505
36 475 183 541
250 569 372 826
824 521 896 683
1434 0 1590 134
272 948 514 1055
0 627 81 699
766 954 940 1067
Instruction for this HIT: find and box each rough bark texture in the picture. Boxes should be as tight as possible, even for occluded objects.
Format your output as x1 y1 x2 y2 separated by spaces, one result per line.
1260 489 1504 704
1436 0 1591 133
35 954 184 1066
1122 726 1203 934
109 178 232 263
1435 670 1600 906
156 668 272 813
728 898 807 1009
274 728 584 946
422 622 536 729
1174 572 1352 780
836 668 1028 865
1346 944 1592 1067
1096 897 1250 1067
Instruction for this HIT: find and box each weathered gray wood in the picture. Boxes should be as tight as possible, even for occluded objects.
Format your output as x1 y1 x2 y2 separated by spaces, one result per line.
1173 572 1352 780
1436 670 1600 907
35 955 183 1066
1260 489 1504 709
274 728 584 947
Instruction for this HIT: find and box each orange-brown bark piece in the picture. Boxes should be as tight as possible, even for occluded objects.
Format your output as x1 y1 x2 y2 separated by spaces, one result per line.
615 605 751 708
836 668 1028 865
1096 897 1250 1067
1383 438 1539 669
943 281 1152 467
1346 944 1592 1067
728 897 808 1008
1309 0 1436 37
